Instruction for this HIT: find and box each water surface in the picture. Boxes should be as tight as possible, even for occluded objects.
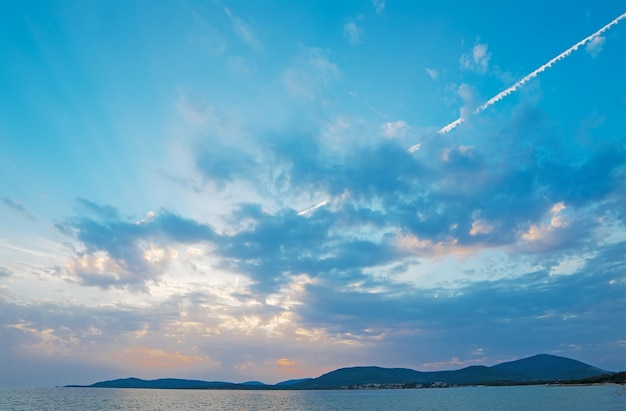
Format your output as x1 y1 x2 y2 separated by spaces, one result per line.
1 385 624 410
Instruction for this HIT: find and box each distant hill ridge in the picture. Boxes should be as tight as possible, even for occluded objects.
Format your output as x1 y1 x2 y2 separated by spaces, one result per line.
66 354 612 390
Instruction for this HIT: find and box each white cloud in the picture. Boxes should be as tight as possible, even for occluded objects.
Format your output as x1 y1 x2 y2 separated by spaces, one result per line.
585 35 606 58
344 22 363 44
457 83 478 120
460 43 491 74
470 219 493 236
381 120 409 138
522 202 569 243
425 67 439 80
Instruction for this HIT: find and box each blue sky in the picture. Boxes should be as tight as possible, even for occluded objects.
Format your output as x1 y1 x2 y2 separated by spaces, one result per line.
1 0 625 386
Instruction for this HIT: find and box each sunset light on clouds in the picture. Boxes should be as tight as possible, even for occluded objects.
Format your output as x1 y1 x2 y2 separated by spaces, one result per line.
1 0 625 386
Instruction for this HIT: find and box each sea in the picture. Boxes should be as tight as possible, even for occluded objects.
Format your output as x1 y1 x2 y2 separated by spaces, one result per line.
0 385 624 411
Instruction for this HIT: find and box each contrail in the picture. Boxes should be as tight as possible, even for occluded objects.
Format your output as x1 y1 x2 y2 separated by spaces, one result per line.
298 199 330 216
408 11 626 152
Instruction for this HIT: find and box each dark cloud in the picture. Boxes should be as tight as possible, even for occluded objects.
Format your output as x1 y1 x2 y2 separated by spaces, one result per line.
272 136 424 200
546 145 626 207
216 204 405 293
56 205 216 291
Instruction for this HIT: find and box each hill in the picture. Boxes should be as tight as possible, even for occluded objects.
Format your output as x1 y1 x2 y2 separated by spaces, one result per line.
275 378 313 386
490 354 607 381
291 354 610 389
66 354 612 390
67 377 241 389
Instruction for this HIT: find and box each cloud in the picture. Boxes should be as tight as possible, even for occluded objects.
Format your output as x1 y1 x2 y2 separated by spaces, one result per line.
420 356 486 370
469 218 494 236
275 357 296 367
283 48 340 100
22 35 626 379
381 120 409 138
372 0 385 14
56 205 216 291
457 83 478 120
585 35 606 57
295 240 626 368
76 198 119 220
0 293 228 383
187 87 625 277
174 89 263 190
224 7 263 52
116 346 214 369
425 68 439 80
5 321 81 356
3 5 626 388
343 22 363 44
522 202 567 241
212 197 406 295
175 89 216 126
1 198 36 222
2 233 625 385
196 142 258 188
459 43 491 74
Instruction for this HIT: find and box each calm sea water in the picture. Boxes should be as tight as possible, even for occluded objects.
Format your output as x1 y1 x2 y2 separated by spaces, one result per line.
0 385 624 411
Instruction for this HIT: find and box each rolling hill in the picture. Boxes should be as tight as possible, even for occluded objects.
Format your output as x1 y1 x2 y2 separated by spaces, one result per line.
292 354 609 389
66 354 612 390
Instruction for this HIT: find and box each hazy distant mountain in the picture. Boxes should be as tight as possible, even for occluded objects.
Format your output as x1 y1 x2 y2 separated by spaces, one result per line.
66 354 611 390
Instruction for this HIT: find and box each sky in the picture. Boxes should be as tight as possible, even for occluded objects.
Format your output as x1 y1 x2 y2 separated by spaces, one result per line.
0 0 625 387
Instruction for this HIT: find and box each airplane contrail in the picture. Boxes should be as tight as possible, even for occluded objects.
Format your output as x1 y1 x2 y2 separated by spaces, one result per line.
298 199 330 216
408 11 626 153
